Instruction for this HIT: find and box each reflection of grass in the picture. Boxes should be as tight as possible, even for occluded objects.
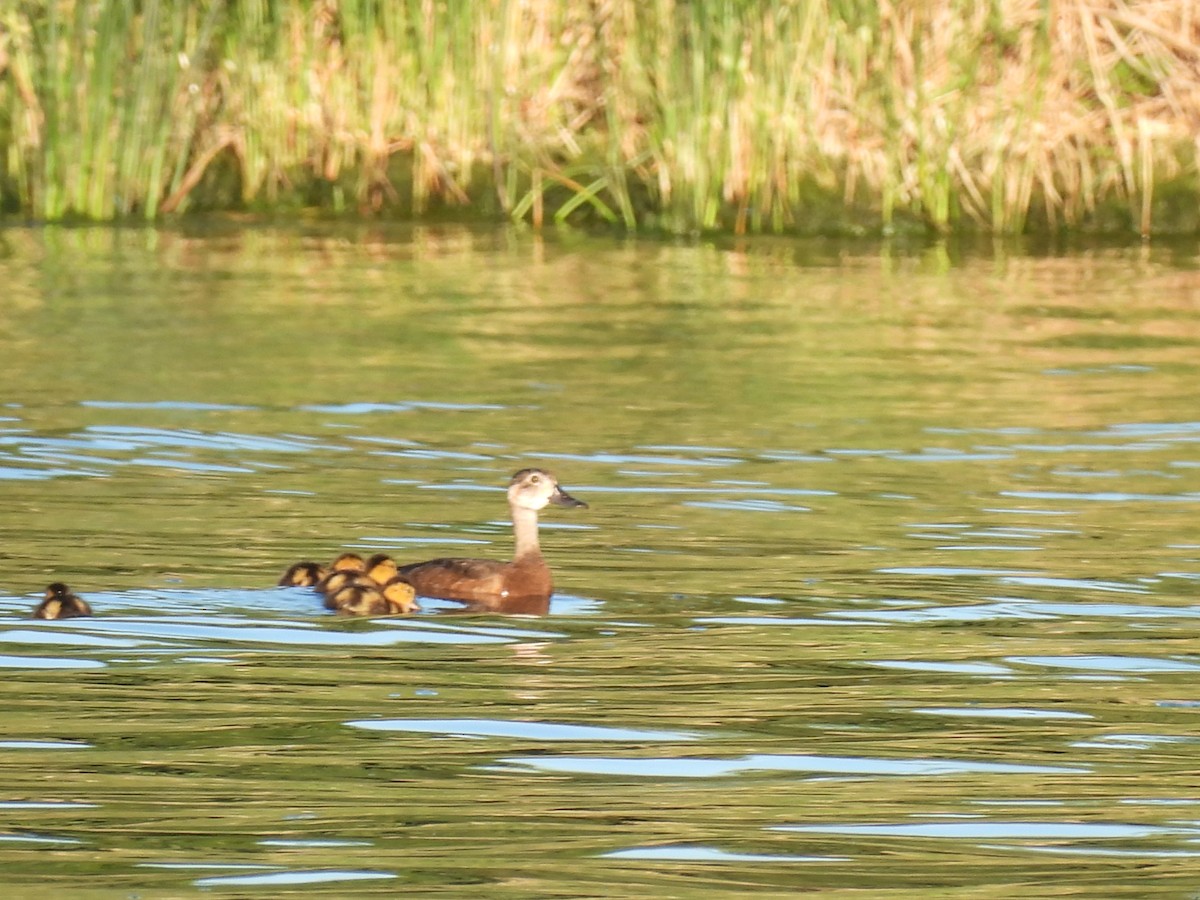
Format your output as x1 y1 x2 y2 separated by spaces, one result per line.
2 2 1197 233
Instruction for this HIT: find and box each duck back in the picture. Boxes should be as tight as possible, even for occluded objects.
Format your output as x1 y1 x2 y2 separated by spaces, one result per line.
397 553 552 607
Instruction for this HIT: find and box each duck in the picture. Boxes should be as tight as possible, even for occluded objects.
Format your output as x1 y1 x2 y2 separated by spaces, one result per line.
32 583 93 620
394 468 586 610
278 561 328 587
328 578 419 617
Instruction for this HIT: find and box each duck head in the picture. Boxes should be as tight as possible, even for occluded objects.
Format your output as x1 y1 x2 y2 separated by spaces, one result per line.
507 468 587 512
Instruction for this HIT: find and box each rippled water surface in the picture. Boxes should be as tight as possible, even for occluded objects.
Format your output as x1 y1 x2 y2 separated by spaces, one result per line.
1 225 1199 897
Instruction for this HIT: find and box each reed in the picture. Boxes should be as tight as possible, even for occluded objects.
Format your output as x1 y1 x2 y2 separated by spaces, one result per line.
0 0 1196 233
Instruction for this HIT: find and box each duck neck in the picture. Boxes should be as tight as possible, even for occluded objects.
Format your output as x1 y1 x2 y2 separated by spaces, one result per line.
511 505 543 561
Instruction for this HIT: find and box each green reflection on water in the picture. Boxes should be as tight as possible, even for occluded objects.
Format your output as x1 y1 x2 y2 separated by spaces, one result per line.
0 225 1199 895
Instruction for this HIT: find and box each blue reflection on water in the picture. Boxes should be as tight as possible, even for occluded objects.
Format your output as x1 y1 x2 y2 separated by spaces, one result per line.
194 869 397 887
346 718 699 742
1007 655 1200 673
774 821 1200 839
500 753 1085 778
912 707 1092 720
601 844 848 862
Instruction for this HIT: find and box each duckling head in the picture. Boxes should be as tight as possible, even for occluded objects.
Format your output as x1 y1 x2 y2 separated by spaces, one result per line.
507 468 587 513
365 554 399 585
330 552 367 573
279 561 328 587
381 578 419 615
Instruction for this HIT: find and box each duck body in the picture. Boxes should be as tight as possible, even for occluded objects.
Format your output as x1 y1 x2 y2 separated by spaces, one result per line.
396 468 585 611
397 553 552 606
33 583 93 620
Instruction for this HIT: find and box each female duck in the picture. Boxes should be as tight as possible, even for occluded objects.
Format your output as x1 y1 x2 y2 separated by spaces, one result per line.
33 583 93 620
396 468 586 610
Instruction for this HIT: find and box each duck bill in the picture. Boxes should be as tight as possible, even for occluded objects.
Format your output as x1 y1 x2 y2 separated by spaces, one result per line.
550 486 587 509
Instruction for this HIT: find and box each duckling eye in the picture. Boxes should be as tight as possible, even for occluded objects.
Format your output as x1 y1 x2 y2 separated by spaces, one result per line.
529 474 540 483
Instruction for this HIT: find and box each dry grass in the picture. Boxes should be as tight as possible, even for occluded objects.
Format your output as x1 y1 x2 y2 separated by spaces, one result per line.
0 0 1196 233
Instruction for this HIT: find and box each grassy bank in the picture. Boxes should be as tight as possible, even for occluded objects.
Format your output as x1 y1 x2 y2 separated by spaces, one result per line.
0 0 1197 234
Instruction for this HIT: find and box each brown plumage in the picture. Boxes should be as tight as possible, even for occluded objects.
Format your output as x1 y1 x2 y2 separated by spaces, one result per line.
32 583 93 620
329 579 419 617
278 561 328 587
395 468 586 611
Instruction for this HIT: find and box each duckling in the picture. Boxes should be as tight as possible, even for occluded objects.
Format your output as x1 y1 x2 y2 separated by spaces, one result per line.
330 552 367 574
278 561 328 587
380 577 419 614
395 468 586 610
318 571 377 610
329 579 419 617
32 583 93 620
365 553 399 585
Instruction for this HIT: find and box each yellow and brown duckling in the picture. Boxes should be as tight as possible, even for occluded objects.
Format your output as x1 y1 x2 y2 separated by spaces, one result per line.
330 552 367 574
318 571 377 610
32 583 93 620
328 578 419 617
365 553 399 585
278 561 329 587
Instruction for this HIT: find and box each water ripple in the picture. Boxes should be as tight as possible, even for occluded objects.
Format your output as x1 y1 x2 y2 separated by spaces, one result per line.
912 707 1093 720
774 821 1200 839
500 753 1084 778
1001 489 1200 504
0 832 85 845
0 654 106 669
81 401 254 411
1007 655 1200 674
601 845 848 863
194 870 397 887
867 660 1014 675
346 718 698 742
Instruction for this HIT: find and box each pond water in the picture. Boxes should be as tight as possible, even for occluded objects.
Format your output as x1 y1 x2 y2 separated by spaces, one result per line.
0 224 1199 897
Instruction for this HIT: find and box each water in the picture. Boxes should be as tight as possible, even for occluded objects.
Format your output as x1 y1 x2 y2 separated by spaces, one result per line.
1 225 1199 896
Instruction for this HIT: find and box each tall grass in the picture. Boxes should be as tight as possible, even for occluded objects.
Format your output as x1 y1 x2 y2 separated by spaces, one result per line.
0 0 1196 233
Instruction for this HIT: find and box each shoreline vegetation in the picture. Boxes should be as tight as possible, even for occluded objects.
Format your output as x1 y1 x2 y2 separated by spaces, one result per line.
0 1 1197 235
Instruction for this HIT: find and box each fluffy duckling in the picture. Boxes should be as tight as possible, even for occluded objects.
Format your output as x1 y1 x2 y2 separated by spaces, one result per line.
330 552 367 574
32 583 93 620
319 571 376 610
329 579 419 617
278 561 328 587
380 577 419 614
365 553 399 585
